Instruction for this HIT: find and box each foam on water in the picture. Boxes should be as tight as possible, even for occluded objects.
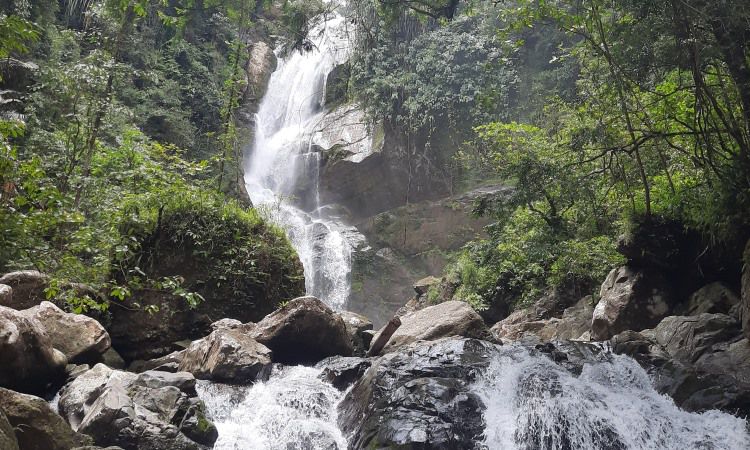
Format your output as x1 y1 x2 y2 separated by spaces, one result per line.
474 345 749 450
197 366 347 449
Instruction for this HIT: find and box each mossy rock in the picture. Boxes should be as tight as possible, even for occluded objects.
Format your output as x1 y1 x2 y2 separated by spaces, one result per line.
108 188 304 361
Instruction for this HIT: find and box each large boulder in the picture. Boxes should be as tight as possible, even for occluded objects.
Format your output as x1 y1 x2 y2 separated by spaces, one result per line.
0 271 100 311
338 338 496 449
651 313 741 364
249 296 353 364
0 305 67 394
339 311 373 356
0 271 49 309
682 282 740 316
107 290 209 363
58 364 217 450
315 356 372 391
591 266 674 340
611 322 750 416
0 409 19 450
21 301 110 364
491 296 593 342
108 199 305 362
178 328 272 383
742 239 750 340
129 351 185 374
374 300 493 354
0 387 92 450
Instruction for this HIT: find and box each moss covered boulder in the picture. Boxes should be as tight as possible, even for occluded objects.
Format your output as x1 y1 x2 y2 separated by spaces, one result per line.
108 190 304 361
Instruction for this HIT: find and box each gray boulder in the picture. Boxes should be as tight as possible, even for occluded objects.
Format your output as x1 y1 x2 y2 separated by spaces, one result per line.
0 305 67 394
0 387 92 450
374 300 493 354
22 301 110 364
651 313 740 364
592 266 673 340
0 284 11 306
0 408 19 450
250 296 353 364
491 296 593 342
0 271 49 309
683 282 740 316
129 351 185 373
339 311 374 356
210 318 242 331
58 364 216 450
695 338 750 385
178 328 272 383
315 356 372 390
611 322 750 416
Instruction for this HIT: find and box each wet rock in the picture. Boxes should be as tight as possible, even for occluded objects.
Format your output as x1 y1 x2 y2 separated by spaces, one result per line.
339 311 373 356
0 270 49 309
610 330 658 356
178 328 272 383
592 266 674 340
611 323 750 416
0 387 92 450
250 296 353 364
375 301 493 354
651 313 741 364
58 363 216 449
339 338 497 449
21 301 110 364
0 408 19 450
683 282 740 316
315 356 372 390
0 305 67 394
694 338 750 385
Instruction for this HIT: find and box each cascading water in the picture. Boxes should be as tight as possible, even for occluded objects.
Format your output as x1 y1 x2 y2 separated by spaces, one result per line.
474 344 749 450
244 8 356 311
197 367 347 449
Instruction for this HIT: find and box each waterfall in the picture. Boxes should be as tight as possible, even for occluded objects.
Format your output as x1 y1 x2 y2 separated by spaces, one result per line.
244 9 355 311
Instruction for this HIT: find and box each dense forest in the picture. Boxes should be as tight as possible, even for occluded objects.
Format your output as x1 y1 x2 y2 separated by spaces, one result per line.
1 0 749 449
3 0 749 315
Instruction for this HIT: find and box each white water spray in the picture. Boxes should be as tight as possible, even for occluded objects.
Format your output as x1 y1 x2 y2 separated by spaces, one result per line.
245 9 356 311
197 366 348 449
474 345 749 450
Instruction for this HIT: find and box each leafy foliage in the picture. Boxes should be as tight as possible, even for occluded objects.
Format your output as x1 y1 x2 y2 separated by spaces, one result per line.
0 0 304 313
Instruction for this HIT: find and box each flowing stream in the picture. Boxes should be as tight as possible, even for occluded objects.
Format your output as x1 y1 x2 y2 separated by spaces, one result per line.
198 8 749 450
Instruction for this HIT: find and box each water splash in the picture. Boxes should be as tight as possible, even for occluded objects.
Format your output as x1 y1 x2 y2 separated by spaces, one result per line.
245 9 358 310
474 345 749 450
197 366 348 449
